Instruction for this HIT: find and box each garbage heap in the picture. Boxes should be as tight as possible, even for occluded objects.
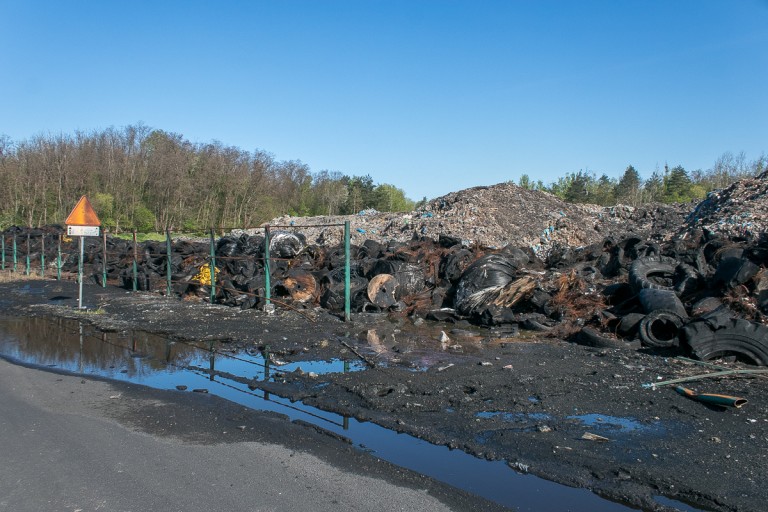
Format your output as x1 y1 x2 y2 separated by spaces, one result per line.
2 174 767 365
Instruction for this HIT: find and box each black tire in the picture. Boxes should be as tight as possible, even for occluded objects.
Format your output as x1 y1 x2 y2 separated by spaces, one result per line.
617 313 645 338
629 256 678 293
638 288 687 317
574 327 627 349
683 319 768 366
638 310 685 348
673 263 702 297
713 257 760 289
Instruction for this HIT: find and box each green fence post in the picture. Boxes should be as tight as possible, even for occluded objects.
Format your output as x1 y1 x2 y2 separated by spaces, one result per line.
57 235 62 281
264 225 271 307
101 229 107 287
344 220 351 322
40 234 46 278
132 230 138 292
13 234 17 272
25 233 30 276
209 228 216 304
165 229 172 296
1 235 5 270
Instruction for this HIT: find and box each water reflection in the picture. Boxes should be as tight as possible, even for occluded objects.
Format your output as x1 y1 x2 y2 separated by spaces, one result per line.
0 315 685 512
0 317 364 387
0 316 201 380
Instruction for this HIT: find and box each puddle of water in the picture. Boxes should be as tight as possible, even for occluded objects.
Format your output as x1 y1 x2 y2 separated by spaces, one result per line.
567 414 666 435
0 316 698 512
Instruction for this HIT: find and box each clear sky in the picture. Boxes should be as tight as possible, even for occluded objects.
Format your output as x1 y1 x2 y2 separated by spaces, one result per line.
1 1 766 201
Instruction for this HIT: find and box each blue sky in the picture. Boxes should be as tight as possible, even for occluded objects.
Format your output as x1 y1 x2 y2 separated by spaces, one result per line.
1 1 766 201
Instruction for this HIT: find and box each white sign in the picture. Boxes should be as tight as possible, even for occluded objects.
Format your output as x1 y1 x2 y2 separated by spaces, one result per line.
68 225 100 237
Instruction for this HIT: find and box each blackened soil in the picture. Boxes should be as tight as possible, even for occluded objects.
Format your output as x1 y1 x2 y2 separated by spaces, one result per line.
3 279 767 512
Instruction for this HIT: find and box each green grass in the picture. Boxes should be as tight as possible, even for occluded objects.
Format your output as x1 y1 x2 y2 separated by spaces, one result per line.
112 232 171 242
111 231 210 242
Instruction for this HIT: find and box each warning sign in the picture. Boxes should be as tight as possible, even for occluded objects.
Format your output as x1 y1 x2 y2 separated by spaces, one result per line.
65 196 101 237
65 196 101 227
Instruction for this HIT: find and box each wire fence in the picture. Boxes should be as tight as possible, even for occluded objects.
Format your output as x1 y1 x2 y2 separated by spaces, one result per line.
0 221 354 321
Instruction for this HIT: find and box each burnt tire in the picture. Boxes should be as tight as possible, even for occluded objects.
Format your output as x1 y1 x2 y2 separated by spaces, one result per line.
574 327 627 349
638 310 685 348
683 319 768 366
637 288 687 317
630 256 678 293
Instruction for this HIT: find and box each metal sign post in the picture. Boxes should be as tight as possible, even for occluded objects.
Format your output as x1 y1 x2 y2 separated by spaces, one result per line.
64 196 102 310
78 235 84 309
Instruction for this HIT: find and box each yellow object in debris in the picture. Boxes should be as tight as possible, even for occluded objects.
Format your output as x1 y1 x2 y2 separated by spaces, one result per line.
62 235 73 243
192 263 217 286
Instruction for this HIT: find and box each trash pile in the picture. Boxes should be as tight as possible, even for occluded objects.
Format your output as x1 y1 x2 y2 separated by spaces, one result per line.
268 182 690 256
682 169 768 242
2 175 767 365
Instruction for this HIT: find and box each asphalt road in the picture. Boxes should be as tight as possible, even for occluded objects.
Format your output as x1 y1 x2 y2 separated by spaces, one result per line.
0 358 490 512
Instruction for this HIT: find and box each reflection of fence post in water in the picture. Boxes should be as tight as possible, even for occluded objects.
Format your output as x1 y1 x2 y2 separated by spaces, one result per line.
208 340 216 381
263 344 271 400
264 225 271 307
132 230 138 292
209 228 216 304
344 220 351 322
343 359 350 429
263 344 271 381
78 323 84 374
165 339 173 363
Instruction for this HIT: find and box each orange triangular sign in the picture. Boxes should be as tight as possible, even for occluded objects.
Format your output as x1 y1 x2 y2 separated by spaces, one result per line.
65 196 101 226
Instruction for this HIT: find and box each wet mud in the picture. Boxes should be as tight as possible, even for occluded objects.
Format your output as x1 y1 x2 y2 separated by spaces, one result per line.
2 279 767 512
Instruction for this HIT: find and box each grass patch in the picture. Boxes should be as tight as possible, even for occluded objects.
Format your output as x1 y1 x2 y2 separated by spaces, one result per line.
111 232 167 242
0 271 48 283
111 232 206 242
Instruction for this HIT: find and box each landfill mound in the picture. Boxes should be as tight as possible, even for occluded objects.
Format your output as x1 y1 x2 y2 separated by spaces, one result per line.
268 182 690 254
682 169 768 242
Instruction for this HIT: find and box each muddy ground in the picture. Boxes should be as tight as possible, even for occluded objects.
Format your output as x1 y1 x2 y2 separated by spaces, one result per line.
2 277 767 512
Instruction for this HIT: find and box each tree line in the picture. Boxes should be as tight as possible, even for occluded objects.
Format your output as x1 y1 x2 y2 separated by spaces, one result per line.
517 152 765 207
0 125 413 232
0 124 764 232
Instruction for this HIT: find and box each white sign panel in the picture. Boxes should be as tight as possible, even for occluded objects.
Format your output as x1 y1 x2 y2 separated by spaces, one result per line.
68 225 100 237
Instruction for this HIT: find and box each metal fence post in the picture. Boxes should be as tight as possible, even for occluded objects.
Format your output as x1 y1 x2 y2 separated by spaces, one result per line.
344 220 351 322
13 234 17 272
1 235 5 270
165 228 172 296
57 235 62 281
40 234 45 277
209 228 216 304
102 229 107 287
264 225 271 307
25 233 30 276
132 230 138 292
